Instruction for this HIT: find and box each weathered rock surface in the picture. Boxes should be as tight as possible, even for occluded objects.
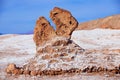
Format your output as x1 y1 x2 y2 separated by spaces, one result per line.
33 16 56 46
6 63 17 74
50 7 78 37
20 37 84 71
76 14 120 30
33 7 78 47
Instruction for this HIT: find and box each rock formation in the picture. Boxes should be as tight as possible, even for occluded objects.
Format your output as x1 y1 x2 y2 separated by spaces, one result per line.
33 7 78 47
5 7 84 75
76 15 120 30
50 7 78 38
6 63 17 74
33 16 56 46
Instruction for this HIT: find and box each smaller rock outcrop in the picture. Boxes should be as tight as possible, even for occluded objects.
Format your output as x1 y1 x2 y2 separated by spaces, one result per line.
50 7 78 38
6 63 23 75
6 63 17 74
33 16 56 46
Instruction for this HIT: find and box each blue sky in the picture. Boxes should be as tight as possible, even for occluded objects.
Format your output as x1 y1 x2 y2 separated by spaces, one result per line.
0 0 120 34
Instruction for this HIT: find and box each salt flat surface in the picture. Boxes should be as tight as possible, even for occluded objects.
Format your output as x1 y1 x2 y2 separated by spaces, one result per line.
0 34 35 54
71 29 120 50
0 34 36 67
0 29 120 80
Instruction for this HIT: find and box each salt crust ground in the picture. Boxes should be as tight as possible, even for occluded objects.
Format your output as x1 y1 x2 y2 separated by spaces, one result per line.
71 29 120 50
0 34 36 68
0 29 120 80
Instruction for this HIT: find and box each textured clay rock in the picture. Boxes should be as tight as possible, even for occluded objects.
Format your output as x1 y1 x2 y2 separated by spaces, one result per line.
76 15 120 30
42 54 52 60
50 7 78 37
36 36 71 55
30 71 38 76
23 70 30 75
49 59 58 64
52 39 68 46
33 16 56 46
6 63 17 74
12 69 21 75
34 7 78 47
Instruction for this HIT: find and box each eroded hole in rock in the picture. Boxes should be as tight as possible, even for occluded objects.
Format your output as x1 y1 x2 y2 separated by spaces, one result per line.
53 12 58 16
41 23 46 26
69 21 72 25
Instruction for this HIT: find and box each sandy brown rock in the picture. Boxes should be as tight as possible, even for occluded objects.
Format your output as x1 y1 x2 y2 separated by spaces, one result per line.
53 53 60 58
37 45 55 54
76 15 120 30
6 63 17 74
49 59 58 64
33 16 56 46
23 70 30 75
61 57 73 62
37 70 42 75
44 45 54 53
12 69 21 75
42 54 52 60
30 71 38 76
36 37 71 55
34 7 78 48
52 39 68 46
50 7 78 37
60 53 68 57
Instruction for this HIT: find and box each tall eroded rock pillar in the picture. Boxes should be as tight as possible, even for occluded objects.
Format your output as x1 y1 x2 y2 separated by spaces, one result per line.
33 16 56 46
